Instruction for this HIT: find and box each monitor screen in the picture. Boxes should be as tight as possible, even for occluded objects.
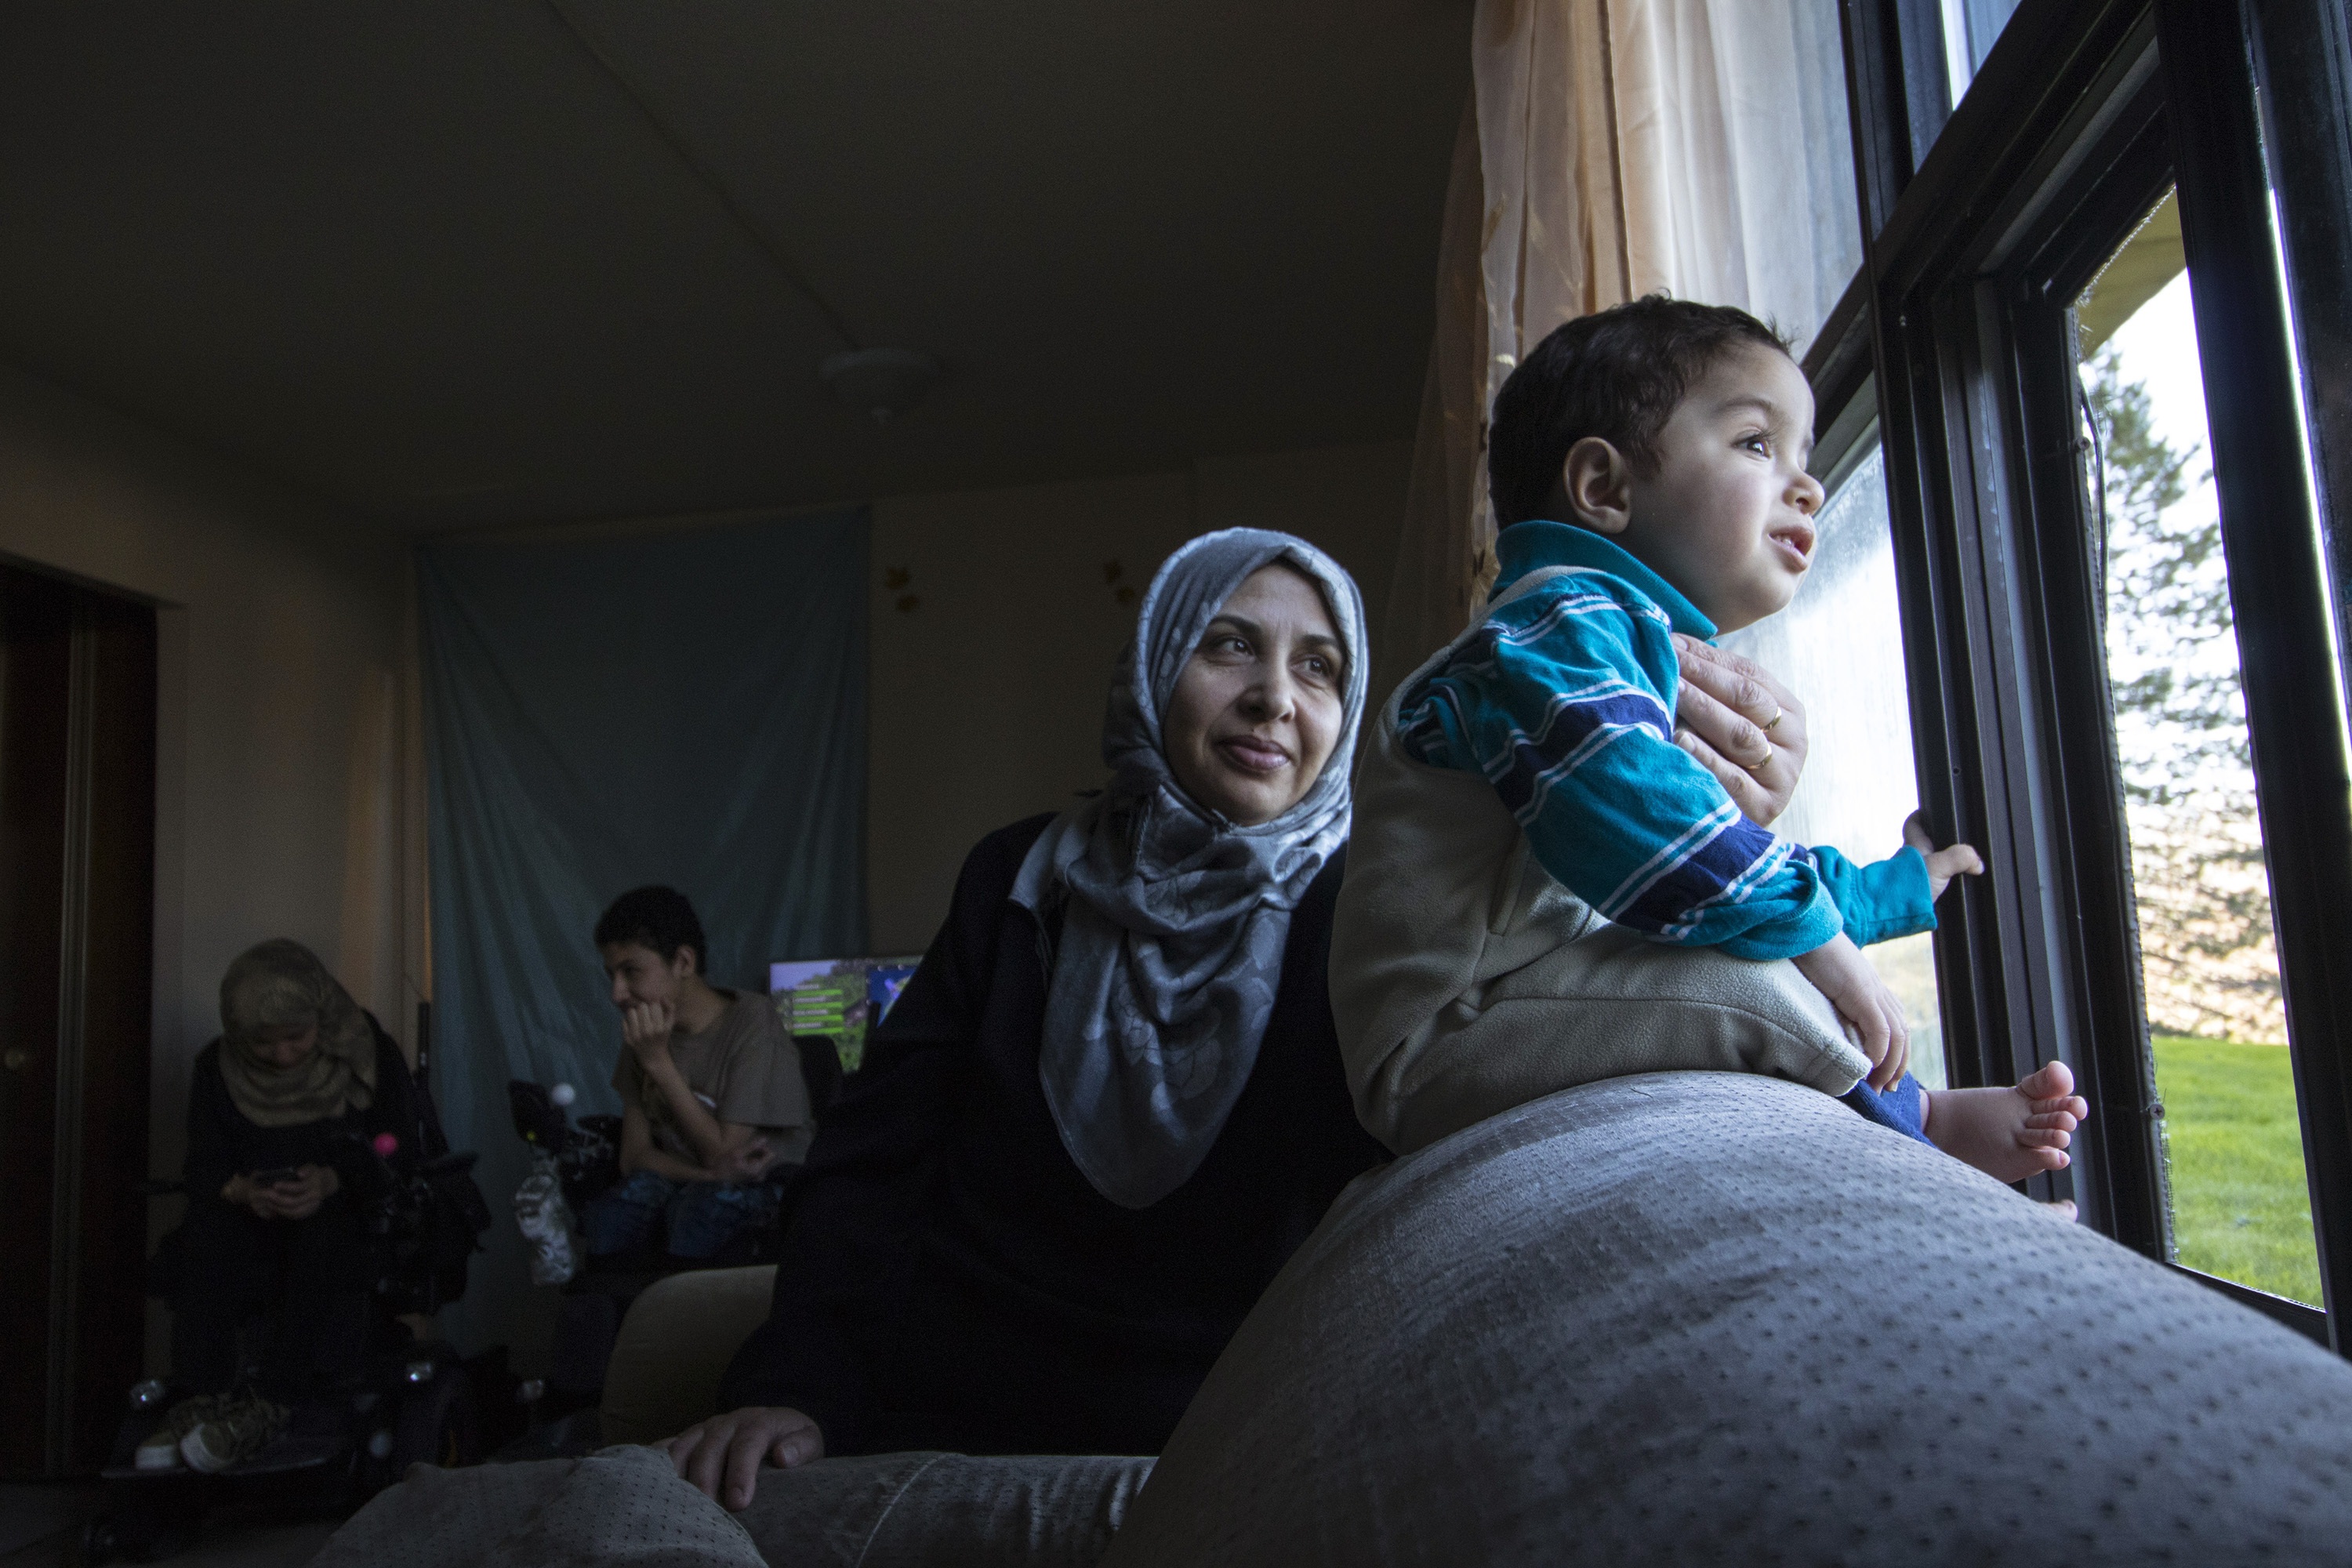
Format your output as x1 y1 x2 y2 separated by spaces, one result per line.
768 956 922 1071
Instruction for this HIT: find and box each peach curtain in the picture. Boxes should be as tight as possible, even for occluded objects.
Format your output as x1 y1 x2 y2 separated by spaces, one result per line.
1377 0 1861 697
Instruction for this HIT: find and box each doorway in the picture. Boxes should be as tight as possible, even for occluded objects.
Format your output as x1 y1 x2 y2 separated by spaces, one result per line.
0 561 158 1478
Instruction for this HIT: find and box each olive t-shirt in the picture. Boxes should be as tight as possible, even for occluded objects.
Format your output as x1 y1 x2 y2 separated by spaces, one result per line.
612 989 813 1169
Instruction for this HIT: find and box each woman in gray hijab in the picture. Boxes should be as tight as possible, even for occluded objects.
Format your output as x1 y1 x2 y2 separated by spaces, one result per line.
674 528 1384 1495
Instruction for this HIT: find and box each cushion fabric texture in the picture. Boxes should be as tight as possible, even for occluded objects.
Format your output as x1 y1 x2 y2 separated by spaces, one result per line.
314 1446 1151 1568
1104 1072 2352 1567
311 1445 765 1568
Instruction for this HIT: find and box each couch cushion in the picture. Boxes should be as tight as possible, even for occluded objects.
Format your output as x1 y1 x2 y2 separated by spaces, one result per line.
603 1265 779 1445
1104 1072 2352 1566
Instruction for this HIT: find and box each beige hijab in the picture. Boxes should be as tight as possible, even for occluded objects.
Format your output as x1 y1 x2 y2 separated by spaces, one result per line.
217 938 379 1127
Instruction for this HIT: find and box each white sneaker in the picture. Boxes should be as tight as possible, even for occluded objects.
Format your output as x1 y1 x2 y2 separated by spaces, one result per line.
179 1392 288 1475
132 1433 184 1471
134 1393 227 1472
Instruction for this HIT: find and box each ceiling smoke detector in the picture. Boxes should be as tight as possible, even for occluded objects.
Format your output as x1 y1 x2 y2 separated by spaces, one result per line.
821 348 940 425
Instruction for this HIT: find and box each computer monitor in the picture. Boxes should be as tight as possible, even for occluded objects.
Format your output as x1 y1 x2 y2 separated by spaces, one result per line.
768 956 922 1072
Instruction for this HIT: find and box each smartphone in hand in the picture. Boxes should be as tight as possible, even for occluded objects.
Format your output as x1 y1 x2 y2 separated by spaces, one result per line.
249 1166 302 1189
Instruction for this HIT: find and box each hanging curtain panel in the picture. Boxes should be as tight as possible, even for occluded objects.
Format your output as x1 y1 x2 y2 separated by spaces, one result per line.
417 507 868 1356
1381 0 1863 687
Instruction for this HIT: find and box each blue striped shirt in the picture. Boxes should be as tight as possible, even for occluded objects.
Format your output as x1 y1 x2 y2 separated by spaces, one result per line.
1399 521 1934 961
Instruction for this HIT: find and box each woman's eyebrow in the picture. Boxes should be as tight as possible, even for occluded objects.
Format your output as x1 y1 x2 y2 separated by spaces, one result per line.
1295 631 1345 660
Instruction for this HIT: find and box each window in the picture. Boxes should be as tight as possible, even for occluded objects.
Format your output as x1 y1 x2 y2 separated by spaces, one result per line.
1938 0 2025 105
2078 196 2318 1305
1835 0 2352 1343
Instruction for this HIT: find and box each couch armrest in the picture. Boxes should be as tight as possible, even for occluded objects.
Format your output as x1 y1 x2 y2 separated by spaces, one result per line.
601 1265 778 1445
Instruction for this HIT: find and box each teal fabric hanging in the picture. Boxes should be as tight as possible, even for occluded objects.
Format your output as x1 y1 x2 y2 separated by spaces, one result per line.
418 508 867 1356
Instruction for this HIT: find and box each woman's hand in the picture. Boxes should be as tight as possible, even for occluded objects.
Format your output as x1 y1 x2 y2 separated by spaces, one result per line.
1670 635 1808 828
1792 934 1910 1091
1904 811 1984 902
227 1173 281 1219
226 1163 339 1221
662 1406 825 1511
275 1163 339 1221
621 1000 679 1071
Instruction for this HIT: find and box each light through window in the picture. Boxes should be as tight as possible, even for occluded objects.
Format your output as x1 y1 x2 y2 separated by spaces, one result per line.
1718 441 1944 1086
2078 191 2320 1305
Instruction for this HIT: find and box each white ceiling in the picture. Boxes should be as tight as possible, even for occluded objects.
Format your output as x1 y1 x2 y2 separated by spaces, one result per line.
0 2 1469 528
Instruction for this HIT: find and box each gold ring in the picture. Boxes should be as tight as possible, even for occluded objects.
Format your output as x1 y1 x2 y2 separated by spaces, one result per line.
1762 706 1785 735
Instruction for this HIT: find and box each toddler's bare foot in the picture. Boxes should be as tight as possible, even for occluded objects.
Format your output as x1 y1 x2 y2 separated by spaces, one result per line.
1921 1061 2089 1185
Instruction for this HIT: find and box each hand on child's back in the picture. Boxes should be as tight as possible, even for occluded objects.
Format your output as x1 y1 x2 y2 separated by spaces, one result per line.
1903 810 1985 902
1791 934 1910 1090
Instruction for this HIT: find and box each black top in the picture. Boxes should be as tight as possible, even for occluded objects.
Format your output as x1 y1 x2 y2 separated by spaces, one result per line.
720 815 1387 1456
182 1021 421 1205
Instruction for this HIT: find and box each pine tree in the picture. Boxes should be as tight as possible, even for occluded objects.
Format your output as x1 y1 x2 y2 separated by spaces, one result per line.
2085 347 2282 1040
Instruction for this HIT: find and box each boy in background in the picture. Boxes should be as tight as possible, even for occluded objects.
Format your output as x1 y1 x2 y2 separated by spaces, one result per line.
583 885 811 1261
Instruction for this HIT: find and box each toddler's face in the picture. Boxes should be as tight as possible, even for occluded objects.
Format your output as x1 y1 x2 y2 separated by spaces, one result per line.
1622 345 1825 633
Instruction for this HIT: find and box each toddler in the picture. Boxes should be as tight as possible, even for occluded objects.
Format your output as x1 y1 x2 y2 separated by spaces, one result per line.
1330 297 2086 1183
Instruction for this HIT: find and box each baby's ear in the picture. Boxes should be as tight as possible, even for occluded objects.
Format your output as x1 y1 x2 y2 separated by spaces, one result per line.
1562 437 1633 535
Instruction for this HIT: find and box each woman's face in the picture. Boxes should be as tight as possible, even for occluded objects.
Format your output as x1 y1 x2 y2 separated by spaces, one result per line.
1164 564 1347 826
251 1022 320 1070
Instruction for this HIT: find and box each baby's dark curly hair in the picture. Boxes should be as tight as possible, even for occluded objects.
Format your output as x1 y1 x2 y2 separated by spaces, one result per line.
1488 296 1793 528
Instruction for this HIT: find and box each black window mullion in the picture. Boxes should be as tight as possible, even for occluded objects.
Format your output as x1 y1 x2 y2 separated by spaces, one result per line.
1999 278 2172 1253
2158 0 2352 1344
1840 0 1957 238
1875 288 2045 1110
2249 0 2352 579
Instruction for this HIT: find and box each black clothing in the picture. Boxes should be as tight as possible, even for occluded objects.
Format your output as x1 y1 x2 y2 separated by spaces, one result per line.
720 815 1387 1456
170 1020 419 1394
167 1196 372 1394
182 1024 421 1204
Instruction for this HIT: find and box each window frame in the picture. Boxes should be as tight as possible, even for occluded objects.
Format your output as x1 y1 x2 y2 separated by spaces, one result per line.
1829 0 2352 1350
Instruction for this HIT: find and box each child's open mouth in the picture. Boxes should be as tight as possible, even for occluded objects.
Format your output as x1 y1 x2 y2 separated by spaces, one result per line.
1767 522 1817 569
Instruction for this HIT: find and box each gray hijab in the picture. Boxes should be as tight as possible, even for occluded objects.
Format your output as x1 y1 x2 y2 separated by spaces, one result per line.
1013 528 1368 1209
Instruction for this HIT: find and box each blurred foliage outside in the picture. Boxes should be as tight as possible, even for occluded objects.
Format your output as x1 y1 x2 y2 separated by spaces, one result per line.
2085 349 2283 1043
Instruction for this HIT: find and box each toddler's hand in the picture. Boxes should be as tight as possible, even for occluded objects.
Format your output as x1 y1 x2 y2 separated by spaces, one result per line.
1792 933 1909 1090
1903 811 1984 902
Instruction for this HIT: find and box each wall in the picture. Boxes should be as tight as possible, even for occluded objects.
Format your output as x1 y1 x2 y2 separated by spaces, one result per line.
866 438 1411 954
0 365 416 1370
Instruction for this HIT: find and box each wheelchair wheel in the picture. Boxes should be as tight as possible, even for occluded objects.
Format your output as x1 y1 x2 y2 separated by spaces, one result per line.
82 1504 195 1566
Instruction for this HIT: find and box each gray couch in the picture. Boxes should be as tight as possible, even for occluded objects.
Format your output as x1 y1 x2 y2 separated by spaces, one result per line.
322 1071 2352 1566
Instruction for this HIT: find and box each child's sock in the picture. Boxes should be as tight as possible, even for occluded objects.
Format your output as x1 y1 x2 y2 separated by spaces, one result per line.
1840 1072 1930 1145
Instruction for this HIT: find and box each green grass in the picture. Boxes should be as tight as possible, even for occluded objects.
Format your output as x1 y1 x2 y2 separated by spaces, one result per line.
2151 1035 2321 1305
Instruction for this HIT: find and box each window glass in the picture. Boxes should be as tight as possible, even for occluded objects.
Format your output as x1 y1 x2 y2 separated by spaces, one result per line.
2078 191 2321 1305
1718 443 1946 1087
1940 0 2024 107
1785 0 1867 350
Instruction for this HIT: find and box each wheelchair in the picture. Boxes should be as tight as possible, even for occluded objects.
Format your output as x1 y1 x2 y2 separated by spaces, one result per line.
83 1071 492 1563
504 1036 841 1422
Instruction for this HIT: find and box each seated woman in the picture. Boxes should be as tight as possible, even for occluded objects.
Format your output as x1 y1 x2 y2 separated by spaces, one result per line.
584 884 812 1265
661 528 1385 1504
144 938 419 1474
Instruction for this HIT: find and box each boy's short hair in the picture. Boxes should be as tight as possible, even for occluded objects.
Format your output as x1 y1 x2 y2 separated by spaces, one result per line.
1488 296 1794 528
594 885 707 975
